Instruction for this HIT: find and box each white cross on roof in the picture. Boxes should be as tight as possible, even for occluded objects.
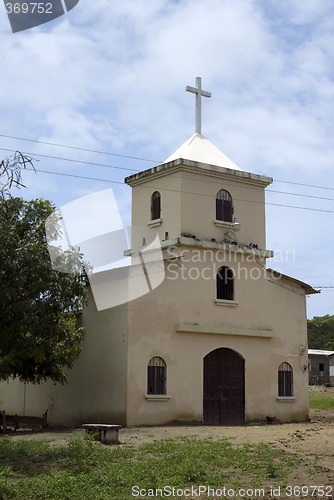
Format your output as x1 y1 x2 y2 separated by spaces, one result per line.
186 77 211 134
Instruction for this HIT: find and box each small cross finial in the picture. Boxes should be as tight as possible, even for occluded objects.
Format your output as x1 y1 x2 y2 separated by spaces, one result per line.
186 77 211 134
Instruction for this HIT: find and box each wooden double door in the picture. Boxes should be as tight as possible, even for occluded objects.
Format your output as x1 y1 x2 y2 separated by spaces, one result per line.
203 348 245 425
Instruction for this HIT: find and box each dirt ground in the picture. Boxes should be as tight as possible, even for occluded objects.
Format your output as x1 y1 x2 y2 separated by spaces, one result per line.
7 387 334 490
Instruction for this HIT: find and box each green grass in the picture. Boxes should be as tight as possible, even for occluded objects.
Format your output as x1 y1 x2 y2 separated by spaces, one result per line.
309 392 334 410
0 433 299 500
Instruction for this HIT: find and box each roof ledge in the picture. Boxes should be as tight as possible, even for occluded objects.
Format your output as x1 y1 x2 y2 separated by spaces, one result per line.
125 158 272 188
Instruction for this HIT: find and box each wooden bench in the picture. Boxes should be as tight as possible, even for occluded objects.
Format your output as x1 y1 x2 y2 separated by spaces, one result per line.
82 424 121 444
0 410 48 432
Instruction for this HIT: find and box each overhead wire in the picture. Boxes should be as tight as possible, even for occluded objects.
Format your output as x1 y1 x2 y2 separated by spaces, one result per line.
2 145 334 203
26 168 124 185
273 179 334 192
0 134 158 163
1 135 334 212
0 147 141 173
23 167 334 214
2 136 334 292
1 132 334 192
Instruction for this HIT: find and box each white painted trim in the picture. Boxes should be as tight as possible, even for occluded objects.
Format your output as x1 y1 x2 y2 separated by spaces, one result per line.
145 395 170 401
276 397 296 403
176 323 273 338
147 218 162 228
214 220 240 231
215 299 238 307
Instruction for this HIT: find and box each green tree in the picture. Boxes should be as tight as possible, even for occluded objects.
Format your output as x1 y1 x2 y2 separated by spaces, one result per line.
0 196 88 383
307 314 334 349
325 340 334 350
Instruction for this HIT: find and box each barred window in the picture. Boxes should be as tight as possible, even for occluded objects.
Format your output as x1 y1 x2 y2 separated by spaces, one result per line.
278 362 293 397
216 189 233 222
217 266 234 300
147 356 166 395
151 191 161 220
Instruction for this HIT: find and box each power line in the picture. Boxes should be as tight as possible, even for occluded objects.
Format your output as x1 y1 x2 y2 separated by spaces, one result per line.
1 132 334 193
3 146 334 204
263 202 334 213
0 134 159 163
0 147 140 174
27 168 124 185
24 168 334 213
2 135 334 210
267 189 334 202
2 145 333 211
173 171 334 202
274 179 334 192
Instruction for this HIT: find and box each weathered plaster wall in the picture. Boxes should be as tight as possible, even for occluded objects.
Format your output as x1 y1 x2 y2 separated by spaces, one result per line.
126 249 309 426
0 289 128 426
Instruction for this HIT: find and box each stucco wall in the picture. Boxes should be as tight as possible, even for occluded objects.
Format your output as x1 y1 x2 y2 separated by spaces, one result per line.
126 247 309 426
131 174 182 245
0 160 309 427
0 289 128 426
130 167 267 251
179 171 266 248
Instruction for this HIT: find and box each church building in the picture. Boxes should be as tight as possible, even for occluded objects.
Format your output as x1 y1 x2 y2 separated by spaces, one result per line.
0 78 317 426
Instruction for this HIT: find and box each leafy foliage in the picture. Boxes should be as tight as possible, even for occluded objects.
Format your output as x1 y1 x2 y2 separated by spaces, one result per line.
0 196 88 383
307 314 334 350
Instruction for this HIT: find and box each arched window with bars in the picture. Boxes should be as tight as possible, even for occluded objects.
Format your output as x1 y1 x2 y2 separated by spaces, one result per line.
278 362 293 397
147 356 166 395
151 191 161 221
216 189 233 222
216 266 234 301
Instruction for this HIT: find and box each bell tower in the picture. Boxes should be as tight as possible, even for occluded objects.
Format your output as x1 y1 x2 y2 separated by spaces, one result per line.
125 77 273 256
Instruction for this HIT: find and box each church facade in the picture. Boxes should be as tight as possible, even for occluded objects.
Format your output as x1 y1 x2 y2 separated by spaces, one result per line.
0 80 317 427
121 132 317 426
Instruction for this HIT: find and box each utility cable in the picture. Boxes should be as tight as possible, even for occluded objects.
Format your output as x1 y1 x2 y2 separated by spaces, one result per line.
23 167 334 213
1 133 334 192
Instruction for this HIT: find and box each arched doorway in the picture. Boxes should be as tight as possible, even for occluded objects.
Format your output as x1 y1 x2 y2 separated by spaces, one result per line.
203 348 245 425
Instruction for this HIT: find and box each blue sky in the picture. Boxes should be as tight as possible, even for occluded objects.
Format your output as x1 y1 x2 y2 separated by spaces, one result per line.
1 0 334 319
